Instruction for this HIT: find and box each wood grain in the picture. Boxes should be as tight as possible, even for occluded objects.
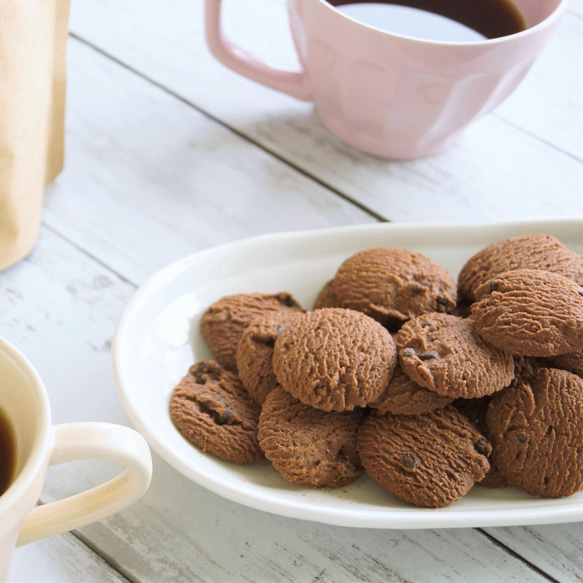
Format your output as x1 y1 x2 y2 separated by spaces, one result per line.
44 38 376 285
68 0 583 223
8 530 128 583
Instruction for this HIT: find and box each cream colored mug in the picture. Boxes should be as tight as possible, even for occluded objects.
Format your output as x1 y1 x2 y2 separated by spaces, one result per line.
206 0 567 158
0 338 153 581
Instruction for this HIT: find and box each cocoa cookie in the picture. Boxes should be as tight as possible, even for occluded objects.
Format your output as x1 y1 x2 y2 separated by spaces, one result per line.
236 311 302 405
457 234 583 301
486 367 583 498
370 366 454 416
396 313 515 399
541 348 583 379
258 386 365 488
470 269 583 357
273 308 397 412
357 407 491 508
453 396 508 488
313 279 341 310
200 292 304 371
331 248 456 330
169 361 263 463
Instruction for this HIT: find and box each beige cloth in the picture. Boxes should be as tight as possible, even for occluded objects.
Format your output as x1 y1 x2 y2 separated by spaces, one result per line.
0 0 70 270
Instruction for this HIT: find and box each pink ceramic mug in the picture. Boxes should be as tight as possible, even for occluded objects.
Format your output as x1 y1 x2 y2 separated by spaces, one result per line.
205 0 567 159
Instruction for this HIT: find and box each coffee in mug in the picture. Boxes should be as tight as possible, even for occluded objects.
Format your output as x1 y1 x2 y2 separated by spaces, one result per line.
0 408 15 497
330 0 526 41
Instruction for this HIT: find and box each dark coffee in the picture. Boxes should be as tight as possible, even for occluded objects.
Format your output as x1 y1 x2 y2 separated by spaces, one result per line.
0 407 16 497
329 0 526 41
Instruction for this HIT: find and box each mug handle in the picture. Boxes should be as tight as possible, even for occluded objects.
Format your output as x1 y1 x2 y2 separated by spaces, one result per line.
16 422 152 546
205 0 312 101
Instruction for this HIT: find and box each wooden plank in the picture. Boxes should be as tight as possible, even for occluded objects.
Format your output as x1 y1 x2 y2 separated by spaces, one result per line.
68 0 583 223
482 524 583 583
44 38 376 286
0 214 558 583
8 531 128 583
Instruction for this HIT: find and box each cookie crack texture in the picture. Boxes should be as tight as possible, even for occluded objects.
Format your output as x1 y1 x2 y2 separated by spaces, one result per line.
273 308 397 412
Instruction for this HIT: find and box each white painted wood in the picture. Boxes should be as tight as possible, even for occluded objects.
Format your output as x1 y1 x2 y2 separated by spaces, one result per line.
483 524 583 583
43 38 375 286
68 0 583 223
7 531 127 583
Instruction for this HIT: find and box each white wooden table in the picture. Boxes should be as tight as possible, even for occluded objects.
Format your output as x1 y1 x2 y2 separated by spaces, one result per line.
3 0 583 581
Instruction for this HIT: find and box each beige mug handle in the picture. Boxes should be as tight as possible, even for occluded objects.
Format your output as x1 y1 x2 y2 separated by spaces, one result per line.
17 422 152 546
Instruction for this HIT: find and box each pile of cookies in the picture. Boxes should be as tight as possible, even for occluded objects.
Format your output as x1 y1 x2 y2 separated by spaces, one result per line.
169 234 583 508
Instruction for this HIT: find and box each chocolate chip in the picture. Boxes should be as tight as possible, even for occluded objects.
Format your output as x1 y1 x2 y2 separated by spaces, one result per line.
402 348 416 358
489 280 499 292
517 433 528 443
474 437 491 456
544 476 550 484
401 452 420 469
419 351 440 361
435 296 452 312
255 335 276 348
410 284 425 297
216 406 233 425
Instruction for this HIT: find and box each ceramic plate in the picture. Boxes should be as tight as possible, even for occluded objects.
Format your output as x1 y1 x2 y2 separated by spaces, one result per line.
113 219 583 528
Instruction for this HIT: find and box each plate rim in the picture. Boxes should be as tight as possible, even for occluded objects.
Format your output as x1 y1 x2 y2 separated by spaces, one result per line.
113 218 583 529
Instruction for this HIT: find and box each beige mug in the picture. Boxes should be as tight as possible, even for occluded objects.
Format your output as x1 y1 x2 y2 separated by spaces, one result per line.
0 337 153 582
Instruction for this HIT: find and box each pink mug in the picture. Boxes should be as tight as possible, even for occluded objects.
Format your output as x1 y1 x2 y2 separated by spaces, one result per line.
205 0 567 159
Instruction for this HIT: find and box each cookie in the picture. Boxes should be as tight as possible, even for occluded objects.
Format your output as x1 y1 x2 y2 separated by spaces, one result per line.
258 386 365 488
396 313 514 399
357 407 491 508
200 292 304 371
236 311 302 405
486 367 583 498
313 279 341 309
453 396 508 488
470 269 583 357
540 348 583 379
457 234 583 301
331 248 456 330
169 361 263 463
370 366 453 416
273 308 397 412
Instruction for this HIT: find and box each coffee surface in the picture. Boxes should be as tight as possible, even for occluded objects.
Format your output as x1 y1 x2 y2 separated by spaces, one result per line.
0 407 16 497
330 0 526 41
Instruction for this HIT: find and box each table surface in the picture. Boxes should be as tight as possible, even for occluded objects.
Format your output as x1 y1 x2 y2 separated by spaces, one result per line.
3 0 583 581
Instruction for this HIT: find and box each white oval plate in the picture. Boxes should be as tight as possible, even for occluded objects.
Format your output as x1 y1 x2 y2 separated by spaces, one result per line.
113 219 583 529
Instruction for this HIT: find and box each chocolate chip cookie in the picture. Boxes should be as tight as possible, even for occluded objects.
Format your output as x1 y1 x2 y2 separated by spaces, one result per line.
486 367 583 498
200 292 304 371
169 361 263 463
396 313 515 399
453 396 508 488
370 366 454 416
313 279 341 310
331 248 456 330
457 234 583 301
357 406 491 508
258 386 365 488
470 269 583 357
541 348 583 379
273 308 397 412
236 311 302 405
